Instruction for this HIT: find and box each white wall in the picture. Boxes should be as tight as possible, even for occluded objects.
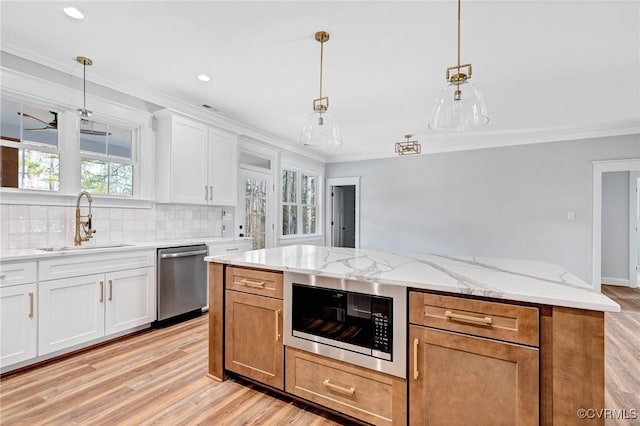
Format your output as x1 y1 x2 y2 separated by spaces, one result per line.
601 171 630 283
326 134 640 283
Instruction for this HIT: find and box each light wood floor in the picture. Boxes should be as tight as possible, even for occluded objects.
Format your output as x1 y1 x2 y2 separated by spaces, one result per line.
0 316 349 425
602 285 640 426
0 287 637 425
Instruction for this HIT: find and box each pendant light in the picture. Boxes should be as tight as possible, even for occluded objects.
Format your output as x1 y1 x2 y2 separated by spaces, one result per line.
75 56 93 124
395 134 421 156
428 0 489 131
300 31 342 148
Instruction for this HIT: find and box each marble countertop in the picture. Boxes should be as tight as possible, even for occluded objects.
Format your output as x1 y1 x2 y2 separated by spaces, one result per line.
0 237 250 262
206 245 620 312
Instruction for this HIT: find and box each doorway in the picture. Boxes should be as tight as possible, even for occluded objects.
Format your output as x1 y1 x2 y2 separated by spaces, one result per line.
593 159 640 290
236 168 275 249
326 177 360 248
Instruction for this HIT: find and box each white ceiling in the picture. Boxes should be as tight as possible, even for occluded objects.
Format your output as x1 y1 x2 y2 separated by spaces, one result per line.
1 1 639 162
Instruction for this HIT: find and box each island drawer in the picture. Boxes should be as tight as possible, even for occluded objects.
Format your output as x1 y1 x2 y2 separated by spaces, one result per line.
285 347 406 426
409 292 539 347
225 266 283 299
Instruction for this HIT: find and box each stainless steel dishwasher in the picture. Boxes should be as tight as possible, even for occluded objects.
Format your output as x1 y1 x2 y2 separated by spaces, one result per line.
157 244 208 322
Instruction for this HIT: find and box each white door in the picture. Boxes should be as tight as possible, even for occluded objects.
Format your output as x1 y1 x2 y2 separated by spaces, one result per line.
105 267 155 335
39 274 105 355
0 283 37 367
209 130 238 206
236 168 274 249
170 116 209 205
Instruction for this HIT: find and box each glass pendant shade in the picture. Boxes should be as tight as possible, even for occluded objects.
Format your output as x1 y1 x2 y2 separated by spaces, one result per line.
300 110 342 148
429 80 489 131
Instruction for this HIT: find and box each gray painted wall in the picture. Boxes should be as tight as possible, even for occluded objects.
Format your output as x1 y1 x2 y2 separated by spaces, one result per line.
601 171 630 281
326 134 640 283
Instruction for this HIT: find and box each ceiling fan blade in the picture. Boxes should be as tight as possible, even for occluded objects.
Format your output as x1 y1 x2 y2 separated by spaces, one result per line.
19 112 57 129
25 127 50 131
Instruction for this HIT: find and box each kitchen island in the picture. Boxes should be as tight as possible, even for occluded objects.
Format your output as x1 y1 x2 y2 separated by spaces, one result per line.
205 245 619 425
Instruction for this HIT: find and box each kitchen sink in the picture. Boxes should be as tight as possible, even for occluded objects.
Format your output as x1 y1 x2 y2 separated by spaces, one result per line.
39 243 132 252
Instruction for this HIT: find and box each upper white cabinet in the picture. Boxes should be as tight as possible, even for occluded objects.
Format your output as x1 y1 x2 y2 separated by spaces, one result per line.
155 111 237 206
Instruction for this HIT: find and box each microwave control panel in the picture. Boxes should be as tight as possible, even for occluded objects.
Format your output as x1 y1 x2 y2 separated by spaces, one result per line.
371 296 392 358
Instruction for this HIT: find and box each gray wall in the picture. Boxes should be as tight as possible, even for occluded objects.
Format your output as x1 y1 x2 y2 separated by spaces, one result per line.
601 171 630 281
326 134 640 283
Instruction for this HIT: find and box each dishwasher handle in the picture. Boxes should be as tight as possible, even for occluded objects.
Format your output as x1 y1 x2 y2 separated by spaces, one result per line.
160 249 208 259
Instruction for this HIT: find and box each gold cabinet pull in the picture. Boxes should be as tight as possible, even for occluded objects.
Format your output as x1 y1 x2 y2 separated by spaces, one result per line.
275 309 281 341
323 379 355 396
444 310 493 325
413 338 419 380
238 278 265 288
204 185 208 200
28 292 34 318
99 281 104 302
108 280 113 301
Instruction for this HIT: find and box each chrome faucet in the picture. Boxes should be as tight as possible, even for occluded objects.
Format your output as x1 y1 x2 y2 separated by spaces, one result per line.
74 191 95 246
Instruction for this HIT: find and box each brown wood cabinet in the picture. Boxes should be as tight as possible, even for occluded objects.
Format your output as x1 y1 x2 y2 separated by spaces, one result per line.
225 289 284 389
409 290 539 426
409 325 538 426
286 347 406 426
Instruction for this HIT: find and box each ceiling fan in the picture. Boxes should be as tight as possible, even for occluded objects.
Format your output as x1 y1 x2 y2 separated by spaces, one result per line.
19 111 111 136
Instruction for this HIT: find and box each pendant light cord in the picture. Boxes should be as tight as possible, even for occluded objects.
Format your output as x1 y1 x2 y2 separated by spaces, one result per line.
319 38 324 100
457 0 461 72
83 61 87 111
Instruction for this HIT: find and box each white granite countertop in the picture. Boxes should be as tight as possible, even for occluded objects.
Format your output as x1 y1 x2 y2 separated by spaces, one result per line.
0 237 250 262
206 245 620 312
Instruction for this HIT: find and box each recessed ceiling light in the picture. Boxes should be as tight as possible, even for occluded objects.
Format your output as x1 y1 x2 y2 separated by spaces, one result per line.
63 7 84 20
197 74 211 82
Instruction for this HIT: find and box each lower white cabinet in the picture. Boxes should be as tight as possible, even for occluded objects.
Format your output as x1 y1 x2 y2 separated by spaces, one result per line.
0 283 37 367
105 267 155 335
39 267 155 356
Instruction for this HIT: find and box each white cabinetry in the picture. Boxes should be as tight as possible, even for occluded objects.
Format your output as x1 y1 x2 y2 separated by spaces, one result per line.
0 260 37 368
155 110 237 206
38 250 155 356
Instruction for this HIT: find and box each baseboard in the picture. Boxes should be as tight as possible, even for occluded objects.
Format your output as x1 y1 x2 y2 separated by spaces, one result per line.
601 276 630 286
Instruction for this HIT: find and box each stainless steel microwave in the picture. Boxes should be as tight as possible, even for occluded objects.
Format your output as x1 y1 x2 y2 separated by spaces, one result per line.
284 272 406 378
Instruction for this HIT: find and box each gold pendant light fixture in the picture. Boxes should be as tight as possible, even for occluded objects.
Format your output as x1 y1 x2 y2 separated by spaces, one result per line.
395 134 421 156
300 31 342 148
75 56 93 124
429 0 489 131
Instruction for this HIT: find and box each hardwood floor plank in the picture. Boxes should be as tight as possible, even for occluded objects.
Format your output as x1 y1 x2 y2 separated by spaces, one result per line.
602 285 640 426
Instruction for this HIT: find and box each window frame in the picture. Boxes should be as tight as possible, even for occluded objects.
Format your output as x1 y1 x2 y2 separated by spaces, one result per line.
280 164 323 239
0 98 62 192
79 121 138 198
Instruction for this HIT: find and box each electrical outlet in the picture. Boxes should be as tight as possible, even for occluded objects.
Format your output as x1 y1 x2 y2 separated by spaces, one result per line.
567 211 575 220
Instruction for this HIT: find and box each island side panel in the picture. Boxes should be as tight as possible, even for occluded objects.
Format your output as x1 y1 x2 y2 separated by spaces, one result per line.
208 262 225 381
552 306 604 425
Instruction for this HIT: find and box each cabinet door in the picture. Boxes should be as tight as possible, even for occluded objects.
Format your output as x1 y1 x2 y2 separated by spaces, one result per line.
409 325 538 426
208 129 237 206
105 267 155 335
39 274 105 355
225 290 283 389
170 115 209 205
0 283 37 367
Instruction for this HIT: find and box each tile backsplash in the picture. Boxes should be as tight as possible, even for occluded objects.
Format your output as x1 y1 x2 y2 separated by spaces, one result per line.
0 203 233 250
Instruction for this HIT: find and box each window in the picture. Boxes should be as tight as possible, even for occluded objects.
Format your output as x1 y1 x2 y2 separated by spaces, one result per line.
0 99 60 190
80 121 134 196
282 168 319 236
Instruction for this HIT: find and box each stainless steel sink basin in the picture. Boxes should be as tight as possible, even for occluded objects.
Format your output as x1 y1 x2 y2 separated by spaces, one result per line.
39 243 132 252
